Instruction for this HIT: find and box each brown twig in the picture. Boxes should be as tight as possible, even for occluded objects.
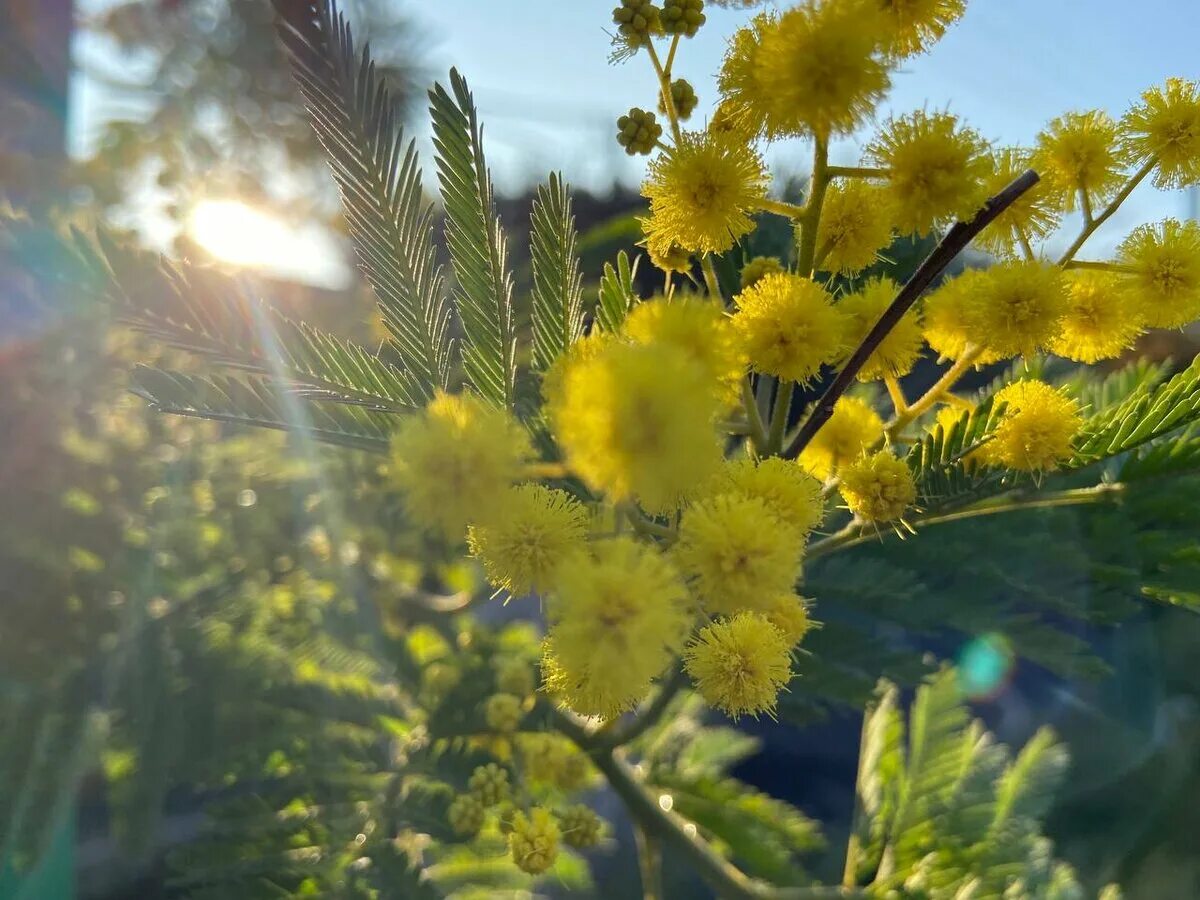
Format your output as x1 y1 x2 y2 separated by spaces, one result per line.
781 169 1041 460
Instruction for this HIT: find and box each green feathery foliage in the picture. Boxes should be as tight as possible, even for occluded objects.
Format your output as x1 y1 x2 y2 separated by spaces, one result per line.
530 172 586 371
428 69 518 409
130 367 394 453
272 0 454 397
596 248 640 332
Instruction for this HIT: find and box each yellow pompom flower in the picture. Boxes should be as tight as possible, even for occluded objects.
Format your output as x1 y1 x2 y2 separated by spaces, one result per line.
983 380 1081 472
961 261 1067 359
546 538 691 718
741 255 785 290
684 612 793 719
642 222 693 274
798 396 884 479
547 340 723 513
838 450 916 522
1121 78 1200 188
878 0 967 57
715 14 776 141
754 0 892 139
1117 219 1200 329
975 148 1061 258
389 391 533 539
704 456 824 535
623 298 747 402
642 130 768 255
922 269 1000 364
816 179 897 275
867 111 991 234
509 807 560 875
674 494 803 616
467 485 589 597
1048 270 1145 363
763 593 813 647
731 273 847 383
838 277 924 381
1034 110 1127 211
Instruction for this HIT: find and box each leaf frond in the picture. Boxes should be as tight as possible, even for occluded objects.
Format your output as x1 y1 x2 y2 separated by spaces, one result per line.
428 68 518 408
272 0 454 396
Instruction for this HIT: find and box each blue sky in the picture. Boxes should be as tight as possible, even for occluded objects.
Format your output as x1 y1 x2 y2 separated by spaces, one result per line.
408 0 1200 254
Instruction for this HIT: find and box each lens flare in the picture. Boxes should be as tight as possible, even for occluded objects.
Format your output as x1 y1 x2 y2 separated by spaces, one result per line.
957 633 1015 700
187 199 350 289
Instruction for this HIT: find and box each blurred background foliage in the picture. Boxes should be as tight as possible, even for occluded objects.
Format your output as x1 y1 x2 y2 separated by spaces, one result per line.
0 0 1199 898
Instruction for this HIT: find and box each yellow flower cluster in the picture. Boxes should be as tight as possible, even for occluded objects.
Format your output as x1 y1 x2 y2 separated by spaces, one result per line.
394 1 1200 766
544 537 691 718
731 273 846 383
982 380 1082 472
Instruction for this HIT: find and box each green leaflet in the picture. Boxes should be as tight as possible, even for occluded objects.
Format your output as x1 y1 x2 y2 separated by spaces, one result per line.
7 220 425 412
429 69 518 410
131 367 395 454
272 0 454 398
530 172 585 371
904 395 1011 514
1072 355 1200 466
596 249 640 333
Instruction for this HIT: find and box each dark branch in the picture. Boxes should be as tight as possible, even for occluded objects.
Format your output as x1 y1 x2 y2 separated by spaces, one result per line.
782 169 1041 461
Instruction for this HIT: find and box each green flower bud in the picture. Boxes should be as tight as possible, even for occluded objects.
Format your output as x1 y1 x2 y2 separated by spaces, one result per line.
558 803 604 849
661 0 705 37
447 792 486 837
612 0 661 47
616 107 663 156
659 78 699 120
484 692 523 733
467 763 511 807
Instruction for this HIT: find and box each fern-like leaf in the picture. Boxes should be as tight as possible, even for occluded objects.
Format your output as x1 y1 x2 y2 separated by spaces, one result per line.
272 0 454 397
10 220 424 412
131 367 394 453
905 397 1010 514
1071 356 1200 466
428 68 518 408
530 172 585 371
596 249 639 333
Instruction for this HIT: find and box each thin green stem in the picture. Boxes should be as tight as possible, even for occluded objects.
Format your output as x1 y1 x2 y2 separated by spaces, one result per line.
636 824 664 900
796 136 831 278
663 33 680 75
883 374 908 417
1057 157 1157 265
647 41 682 143
742 378 769 453
625 507 677 541
604 667 687 750
1016 223 1036 262
826 165 890 179
756 197 808 220
702 254 724 304
549 704 762 900
887 346 981 436
1063 259 1134 273
767 381 795 454
807 483 1126 559
1079 188 1095 225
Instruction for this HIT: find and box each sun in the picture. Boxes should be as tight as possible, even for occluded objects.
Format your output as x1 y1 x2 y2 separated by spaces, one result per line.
186 199 350 289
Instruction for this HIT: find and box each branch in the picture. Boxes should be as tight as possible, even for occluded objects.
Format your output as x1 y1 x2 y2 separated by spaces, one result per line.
1056 157 1157 265
782 169 1041 460
601 666 688 750
806 482 1125 559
